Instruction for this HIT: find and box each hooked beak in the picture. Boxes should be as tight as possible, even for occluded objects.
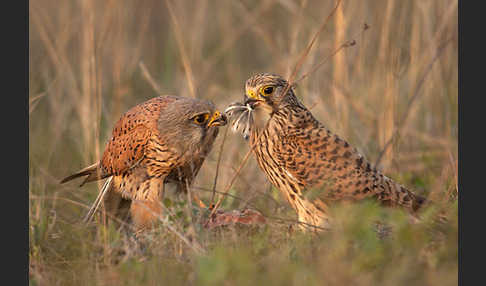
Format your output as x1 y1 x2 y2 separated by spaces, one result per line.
244 90 265 109
244 96 259 109
207 111 227 127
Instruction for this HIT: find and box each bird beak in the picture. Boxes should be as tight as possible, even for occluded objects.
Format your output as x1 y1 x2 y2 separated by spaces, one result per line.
244 90 263 109
207 111 227 127
244 97 259 109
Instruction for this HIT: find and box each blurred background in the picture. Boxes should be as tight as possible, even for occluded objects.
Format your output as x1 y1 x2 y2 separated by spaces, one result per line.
29 0 457 285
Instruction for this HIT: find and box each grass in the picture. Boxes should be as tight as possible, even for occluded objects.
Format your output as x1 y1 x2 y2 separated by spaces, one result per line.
29 0 458 285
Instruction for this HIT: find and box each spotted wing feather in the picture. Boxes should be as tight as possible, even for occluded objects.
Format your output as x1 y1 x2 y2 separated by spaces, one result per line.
100 96 179 176
276 116 424 212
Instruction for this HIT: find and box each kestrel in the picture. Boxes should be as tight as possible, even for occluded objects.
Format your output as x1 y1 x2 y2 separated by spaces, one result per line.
225 73 426 231
61 95 227 233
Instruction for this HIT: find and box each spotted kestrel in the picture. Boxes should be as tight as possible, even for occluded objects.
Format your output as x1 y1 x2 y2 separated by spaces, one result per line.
61 95 227 233
225 73 426 231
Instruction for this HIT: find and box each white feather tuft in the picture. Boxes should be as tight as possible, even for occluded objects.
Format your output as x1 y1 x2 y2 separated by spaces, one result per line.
224 102 254 140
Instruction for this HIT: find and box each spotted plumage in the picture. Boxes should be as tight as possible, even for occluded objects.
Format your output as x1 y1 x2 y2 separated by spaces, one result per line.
225 73 426 231
61 95 227 233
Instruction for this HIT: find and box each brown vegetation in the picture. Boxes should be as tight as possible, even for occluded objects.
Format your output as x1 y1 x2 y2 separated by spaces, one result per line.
30 0 457 285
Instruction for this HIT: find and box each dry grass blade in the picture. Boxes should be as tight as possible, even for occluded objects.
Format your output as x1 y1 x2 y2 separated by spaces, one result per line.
29 92 48 114
29 1 457 283
294 23 369 85
210 126 229 205
209 118 273 218
209 146 254 218
448 151 458 194
149 202 207 255
286 0 342 86
196 0 276 91
139 61 162 94
165 0 196 98
374 37 453 167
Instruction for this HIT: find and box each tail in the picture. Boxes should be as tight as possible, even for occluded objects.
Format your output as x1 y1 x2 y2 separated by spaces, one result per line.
83 176 113 223
60 162 105 187
411 193 427 213
379 174 427 214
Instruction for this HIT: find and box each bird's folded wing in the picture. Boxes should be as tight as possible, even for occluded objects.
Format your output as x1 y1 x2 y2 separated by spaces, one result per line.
100 124 152 176
100 96 177 177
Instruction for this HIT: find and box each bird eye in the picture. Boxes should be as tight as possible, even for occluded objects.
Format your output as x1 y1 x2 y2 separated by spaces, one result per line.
261 86 274 96
193 113 209 125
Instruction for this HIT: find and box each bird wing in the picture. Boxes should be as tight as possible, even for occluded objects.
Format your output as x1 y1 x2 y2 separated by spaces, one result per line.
60 96 180 186
100 124 152 176
274 123 371 199
275 122 424 211
100 96 179 177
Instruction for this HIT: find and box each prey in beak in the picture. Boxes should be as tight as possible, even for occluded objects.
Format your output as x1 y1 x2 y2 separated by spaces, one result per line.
224 100 254 140
207 111 228 127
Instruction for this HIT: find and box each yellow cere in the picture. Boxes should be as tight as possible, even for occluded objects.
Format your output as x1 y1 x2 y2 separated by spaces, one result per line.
211 111 220 122
247 89 257 99
206 111 221 126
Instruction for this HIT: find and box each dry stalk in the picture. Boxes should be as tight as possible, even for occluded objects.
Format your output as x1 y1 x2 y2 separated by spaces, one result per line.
196 0 277 91
165 0 196 98
210 126 230 204
286 0 342 87
294 23 369 85
139 61 163 94
374 37 453 167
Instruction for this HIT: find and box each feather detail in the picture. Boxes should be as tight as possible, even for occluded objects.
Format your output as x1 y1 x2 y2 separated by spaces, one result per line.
60 162 105 187
83 176 113 223
224 102 254 140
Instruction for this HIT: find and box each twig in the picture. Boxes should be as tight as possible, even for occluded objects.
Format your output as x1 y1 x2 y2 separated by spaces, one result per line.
286 0 342 87
29 195 135 230
210 126 229 205
209 145 254 216
294 23 369 85
209 112 273 216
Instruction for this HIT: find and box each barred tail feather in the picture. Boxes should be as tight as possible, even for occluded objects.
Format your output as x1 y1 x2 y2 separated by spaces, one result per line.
60 162 105 187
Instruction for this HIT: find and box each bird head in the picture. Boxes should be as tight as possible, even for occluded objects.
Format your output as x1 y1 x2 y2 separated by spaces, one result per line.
158 96 227 156
244 73 296 114
224 73 300 140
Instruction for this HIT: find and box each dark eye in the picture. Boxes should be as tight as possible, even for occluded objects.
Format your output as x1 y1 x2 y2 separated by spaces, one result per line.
262 86 274 96
193 113 209 125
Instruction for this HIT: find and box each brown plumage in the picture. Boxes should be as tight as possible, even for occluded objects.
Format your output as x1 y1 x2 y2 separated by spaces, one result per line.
225 73 426 231
61 95 227 233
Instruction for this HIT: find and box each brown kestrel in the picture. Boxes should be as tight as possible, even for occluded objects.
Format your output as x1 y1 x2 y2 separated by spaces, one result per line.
225 73 426 231
61 95 227 234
